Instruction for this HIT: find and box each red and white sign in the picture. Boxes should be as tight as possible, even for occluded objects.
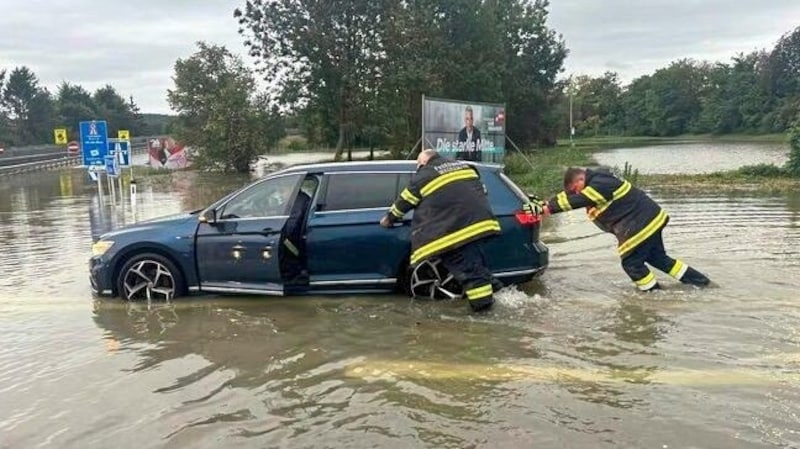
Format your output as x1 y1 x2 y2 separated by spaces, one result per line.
67 140 79 155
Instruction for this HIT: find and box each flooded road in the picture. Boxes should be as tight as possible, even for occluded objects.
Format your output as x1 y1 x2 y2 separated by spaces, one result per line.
1 147 800 448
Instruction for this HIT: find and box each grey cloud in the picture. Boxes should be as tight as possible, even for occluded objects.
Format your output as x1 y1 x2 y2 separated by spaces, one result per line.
550 0 800 82
1 1 798 112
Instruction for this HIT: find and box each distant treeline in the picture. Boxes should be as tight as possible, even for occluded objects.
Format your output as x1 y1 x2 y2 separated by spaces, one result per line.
0 66 175 147
567 26 800 138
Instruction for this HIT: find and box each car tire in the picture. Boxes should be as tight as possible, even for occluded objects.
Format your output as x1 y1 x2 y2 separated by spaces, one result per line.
116 252 185 301
407 258 464 300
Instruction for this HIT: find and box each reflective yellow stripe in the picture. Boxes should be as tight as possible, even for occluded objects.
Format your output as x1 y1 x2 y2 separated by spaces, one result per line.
669 259 687 279
420 169 479 197
613 181 632 200
582 186 606 205
390 204 404 218
410 219 501 265
400 188 420 206
618 210 668 256
556 192 571 211
283 239 300 256
466 284 492 300
635 272 655 286
587 181 632 220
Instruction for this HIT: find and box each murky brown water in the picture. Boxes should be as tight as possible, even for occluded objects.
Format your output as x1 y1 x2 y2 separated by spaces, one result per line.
1 148 800 448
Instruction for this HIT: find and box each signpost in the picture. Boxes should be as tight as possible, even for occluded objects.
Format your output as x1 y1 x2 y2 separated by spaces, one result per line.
79 120 108 168
109 139 130 167
67 140 79 155
54 128 68 145
118 129 130 140
80 120 109 201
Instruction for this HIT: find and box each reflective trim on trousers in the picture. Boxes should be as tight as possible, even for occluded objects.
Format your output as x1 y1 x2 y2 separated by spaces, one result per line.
635 271 657 291
465 284 493 301
669 259 688 279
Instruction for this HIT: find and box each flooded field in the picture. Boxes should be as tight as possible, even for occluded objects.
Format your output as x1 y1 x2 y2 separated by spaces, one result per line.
1 146 799 448
594 141 789 174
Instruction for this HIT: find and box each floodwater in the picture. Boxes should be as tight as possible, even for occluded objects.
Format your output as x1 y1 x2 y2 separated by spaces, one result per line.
593 141 789 174
1 145 799 448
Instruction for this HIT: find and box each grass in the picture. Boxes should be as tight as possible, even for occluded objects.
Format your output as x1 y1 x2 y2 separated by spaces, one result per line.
503 146 594 196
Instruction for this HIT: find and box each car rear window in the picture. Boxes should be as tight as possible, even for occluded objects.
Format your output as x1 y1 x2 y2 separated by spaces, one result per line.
322 173 403 211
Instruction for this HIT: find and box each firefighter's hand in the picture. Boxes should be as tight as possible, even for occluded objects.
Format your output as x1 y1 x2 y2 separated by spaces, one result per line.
380 215 393 228
523 200 545 215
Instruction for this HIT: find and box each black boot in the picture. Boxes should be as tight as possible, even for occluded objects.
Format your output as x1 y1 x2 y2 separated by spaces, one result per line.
681 267 710 287
469 296 494 312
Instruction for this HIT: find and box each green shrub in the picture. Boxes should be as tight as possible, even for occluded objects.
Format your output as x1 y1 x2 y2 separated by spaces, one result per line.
787 124 800 177
738 163 788 178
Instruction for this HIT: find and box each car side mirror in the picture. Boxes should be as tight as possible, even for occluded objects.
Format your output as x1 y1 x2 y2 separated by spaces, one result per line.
198 208 217 224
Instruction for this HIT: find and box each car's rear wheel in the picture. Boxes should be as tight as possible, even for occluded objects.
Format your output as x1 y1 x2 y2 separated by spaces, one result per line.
116 253 184 301
409 258 463 300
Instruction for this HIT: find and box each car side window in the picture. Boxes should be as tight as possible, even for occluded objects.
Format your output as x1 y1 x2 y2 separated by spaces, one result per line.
218 174 302 219
322 173 402 211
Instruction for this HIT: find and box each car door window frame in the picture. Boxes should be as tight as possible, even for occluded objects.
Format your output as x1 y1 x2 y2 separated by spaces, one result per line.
314 171 415 214
214 173 306 222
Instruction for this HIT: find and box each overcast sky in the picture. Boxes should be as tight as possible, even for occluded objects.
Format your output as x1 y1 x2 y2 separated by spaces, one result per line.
1 1 798 114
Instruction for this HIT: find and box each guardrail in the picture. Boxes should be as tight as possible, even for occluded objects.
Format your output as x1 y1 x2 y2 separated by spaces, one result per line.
0 142 148 176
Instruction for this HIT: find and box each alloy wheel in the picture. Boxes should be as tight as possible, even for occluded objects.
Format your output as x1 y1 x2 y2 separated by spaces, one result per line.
410 258 463 300
121 260 176 301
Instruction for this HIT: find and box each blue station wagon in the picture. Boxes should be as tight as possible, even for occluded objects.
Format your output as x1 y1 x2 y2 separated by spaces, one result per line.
89 160 549 300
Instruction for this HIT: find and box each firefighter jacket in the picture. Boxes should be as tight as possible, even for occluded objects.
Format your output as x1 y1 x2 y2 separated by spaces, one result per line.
546 168 669 258
385 155 501 266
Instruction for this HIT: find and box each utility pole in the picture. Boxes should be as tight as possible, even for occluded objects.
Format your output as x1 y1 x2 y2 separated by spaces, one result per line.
569 76 575 147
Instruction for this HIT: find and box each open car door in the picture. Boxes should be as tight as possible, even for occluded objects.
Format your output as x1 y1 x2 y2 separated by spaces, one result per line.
195 172 306 295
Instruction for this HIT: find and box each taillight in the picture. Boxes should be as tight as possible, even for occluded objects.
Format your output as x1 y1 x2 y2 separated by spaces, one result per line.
514 210 540 226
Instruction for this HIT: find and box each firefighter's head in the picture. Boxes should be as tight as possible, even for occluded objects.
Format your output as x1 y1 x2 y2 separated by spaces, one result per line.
417 149 438 169
564 167 586 193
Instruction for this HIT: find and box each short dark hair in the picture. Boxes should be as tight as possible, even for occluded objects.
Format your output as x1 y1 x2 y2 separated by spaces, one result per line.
563 167 586 189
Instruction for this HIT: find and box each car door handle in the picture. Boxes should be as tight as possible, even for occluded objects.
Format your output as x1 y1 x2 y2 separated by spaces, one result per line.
392 221 409 227
260 227 279 235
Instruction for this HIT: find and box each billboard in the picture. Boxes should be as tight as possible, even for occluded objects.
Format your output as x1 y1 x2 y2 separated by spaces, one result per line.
147 137 189 169
422 96 505 163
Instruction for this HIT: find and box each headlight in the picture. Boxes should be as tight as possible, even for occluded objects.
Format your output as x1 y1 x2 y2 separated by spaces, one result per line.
91 240 115 256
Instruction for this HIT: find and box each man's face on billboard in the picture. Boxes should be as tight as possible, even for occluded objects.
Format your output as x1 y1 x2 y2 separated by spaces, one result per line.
464 110 474 130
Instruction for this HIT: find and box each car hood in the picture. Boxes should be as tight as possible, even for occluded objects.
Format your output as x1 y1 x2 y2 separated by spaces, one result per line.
98 211 200 240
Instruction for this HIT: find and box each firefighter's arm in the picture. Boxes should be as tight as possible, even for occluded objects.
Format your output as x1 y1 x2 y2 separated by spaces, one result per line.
546 190 596 214
381 176 426 226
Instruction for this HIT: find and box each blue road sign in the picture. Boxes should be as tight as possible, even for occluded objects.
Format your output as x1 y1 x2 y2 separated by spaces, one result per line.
105 154 119 178
80 120 108 167
109 139 130 167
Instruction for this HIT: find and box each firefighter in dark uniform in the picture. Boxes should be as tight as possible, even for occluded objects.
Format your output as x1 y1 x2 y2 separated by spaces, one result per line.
380 149 501 312
542 167 710 291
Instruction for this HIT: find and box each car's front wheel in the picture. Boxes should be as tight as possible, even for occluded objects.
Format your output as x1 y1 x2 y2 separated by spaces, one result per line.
408 258 463 300
116 253 185 301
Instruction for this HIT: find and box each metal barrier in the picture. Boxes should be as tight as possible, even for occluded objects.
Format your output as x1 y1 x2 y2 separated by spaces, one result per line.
0 142 149 176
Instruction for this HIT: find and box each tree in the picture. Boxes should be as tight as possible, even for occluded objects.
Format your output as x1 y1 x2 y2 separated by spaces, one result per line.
2 66 48 144
93 85 135 135
236 0 385 160
56 82 97 137
168 42 265 172
788 121 800 177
